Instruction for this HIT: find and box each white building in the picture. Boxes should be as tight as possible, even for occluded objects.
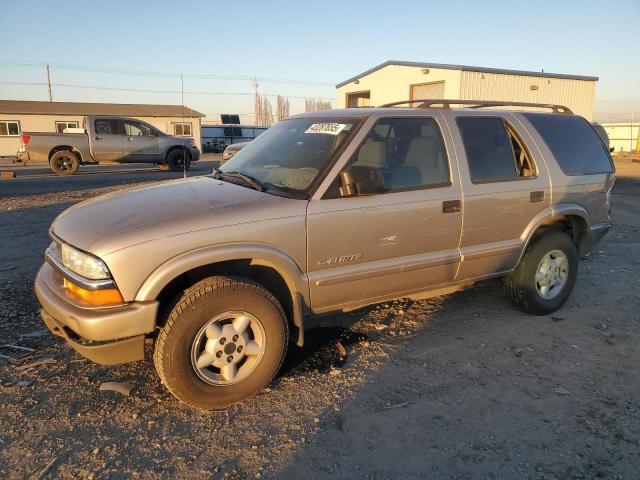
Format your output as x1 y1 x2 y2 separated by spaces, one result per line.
600 122 640 152
336 61 598 120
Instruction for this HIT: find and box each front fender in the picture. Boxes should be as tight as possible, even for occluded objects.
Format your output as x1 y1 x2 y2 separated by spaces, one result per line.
134 243 309 306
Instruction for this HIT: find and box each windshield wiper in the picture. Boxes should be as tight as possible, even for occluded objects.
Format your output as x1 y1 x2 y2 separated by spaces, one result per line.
215 170 264 192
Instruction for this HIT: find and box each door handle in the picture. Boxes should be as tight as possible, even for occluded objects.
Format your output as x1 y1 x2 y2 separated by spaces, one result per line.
530 191 545 203
126 137 134 141
94 135 102 140
442 200 461 214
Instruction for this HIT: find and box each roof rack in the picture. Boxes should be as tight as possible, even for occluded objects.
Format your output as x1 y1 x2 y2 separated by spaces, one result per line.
378 99 573 114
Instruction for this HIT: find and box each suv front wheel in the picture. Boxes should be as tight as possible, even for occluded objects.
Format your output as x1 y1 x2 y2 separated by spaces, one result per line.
504 230 578 315
153 276 289 409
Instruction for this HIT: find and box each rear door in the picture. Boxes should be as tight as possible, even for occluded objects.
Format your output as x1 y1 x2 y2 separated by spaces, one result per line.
91 118 126 162
306 114 463 313
447 112 551 280
122 119 161 163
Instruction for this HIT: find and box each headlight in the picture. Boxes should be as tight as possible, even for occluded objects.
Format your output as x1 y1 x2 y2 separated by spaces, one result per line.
188 139 197 148
60 243 111 280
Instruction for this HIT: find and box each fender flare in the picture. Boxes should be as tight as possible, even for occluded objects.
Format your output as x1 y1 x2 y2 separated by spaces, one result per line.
516 203 591 265
134 243 309 345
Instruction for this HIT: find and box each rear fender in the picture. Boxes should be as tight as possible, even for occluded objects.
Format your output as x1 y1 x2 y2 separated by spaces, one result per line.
516 203 590 265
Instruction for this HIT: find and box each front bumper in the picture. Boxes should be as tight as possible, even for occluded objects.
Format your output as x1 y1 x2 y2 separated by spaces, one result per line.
190 146 200 161
35 263 158 365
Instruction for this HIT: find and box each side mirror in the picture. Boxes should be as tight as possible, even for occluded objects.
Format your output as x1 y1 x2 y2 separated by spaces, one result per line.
339 165 385 197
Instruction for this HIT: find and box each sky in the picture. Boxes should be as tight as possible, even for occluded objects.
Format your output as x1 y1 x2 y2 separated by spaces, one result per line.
0 0 639 122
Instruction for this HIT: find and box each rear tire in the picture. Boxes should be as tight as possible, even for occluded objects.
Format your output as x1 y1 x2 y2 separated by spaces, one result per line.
166 149 191 171
153 276 289 410
49 150 80 175
504 230 578 315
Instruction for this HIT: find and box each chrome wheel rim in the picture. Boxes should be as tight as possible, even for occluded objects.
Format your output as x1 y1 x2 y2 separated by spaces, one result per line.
190 311 266 386
535 249 569 300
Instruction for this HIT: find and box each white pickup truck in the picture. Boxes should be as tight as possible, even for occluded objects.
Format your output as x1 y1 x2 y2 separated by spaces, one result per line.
18 115 200 175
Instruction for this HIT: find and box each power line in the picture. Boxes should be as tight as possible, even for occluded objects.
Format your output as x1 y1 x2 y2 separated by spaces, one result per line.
0 60 335 87
0 81 335 100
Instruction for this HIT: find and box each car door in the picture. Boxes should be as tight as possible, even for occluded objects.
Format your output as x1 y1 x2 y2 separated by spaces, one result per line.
306 114 463 313
91 118 126 161
446 111 551 280
122 119 161 163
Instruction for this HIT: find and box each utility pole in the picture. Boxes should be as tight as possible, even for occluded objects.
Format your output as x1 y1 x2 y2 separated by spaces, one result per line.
631 112 635 152
46 64 53 102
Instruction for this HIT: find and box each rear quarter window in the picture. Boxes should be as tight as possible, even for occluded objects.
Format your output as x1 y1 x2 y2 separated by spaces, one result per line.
523 114 613 175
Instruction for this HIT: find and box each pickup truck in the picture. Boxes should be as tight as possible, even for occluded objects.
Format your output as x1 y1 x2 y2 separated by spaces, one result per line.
17 116 200 175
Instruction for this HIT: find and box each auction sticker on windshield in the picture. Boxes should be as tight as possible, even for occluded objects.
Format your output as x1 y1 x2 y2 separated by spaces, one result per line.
305 123 348 135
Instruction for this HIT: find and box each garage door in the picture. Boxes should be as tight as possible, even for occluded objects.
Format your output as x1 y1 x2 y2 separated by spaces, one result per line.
410 81 445 101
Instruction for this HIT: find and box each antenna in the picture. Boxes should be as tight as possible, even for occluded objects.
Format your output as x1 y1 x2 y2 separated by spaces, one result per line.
181 73 186 179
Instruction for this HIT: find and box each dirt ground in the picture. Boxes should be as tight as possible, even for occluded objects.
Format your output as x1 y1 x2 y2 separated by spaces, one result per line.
0 159 639 479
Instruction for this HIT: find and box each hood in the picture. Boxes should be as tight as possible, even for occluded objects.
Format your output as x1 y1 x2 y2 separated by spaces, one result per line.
51 176 280 255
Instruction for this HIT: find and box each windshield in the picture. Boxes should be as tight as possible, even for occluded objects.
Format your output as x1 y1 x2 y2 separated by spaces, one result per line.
218 118 360 197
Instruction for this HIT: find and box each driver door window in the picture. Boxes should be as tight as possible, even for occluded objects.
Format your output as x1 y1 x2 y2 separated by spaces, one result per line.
124 120 152 136
325 117 451 198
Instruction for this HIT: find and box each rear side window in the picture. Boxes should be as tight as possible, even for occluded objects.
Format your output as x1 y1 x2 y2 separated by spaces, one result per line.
94 119 123 135
523 114 613 175
457 117 535 182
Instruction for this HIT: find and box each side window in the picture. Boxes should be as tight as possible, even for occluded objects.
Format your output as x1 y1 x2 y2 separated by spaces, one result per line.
326 117 450 197
55 121 79 133
0 121 20 136
124 120 151 136
523 113 613 175
173 122 192 136
457 117 535 183
94 119 123 135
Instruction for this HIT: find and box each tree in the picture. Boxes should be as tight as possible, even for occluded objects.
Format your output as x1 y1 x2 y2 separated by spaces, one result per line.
261 96 273 127
305 99 332 112
276 95 290 121
253 79 274 126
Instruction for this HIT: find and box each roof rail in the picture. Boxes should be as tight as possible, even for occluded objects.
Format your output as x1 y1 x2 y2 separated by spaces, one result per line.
378 99 573 114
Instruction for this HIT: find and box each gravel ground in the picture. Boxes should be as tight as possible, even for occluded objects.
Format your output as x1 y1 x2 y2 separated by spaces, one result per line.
0 159 639 479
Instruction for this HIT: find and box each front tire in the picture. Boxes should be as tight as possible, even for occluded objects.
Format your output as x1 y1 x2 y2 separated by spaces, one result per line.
153 276 289 409
504 230 578 315
50 150 80 175
166 149 191 171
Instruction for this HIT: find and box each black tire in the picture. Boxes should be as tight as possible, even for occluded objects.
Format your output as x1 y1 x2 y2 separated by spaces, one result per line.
504 230 578 315
49 150 80 175
153 276 289 409
165 148 191 171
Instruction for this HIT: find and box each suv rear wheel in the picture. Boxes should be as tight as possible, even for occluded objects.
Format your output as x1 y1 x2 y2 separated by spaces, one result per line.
504 230 578 315
153 276 289 409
